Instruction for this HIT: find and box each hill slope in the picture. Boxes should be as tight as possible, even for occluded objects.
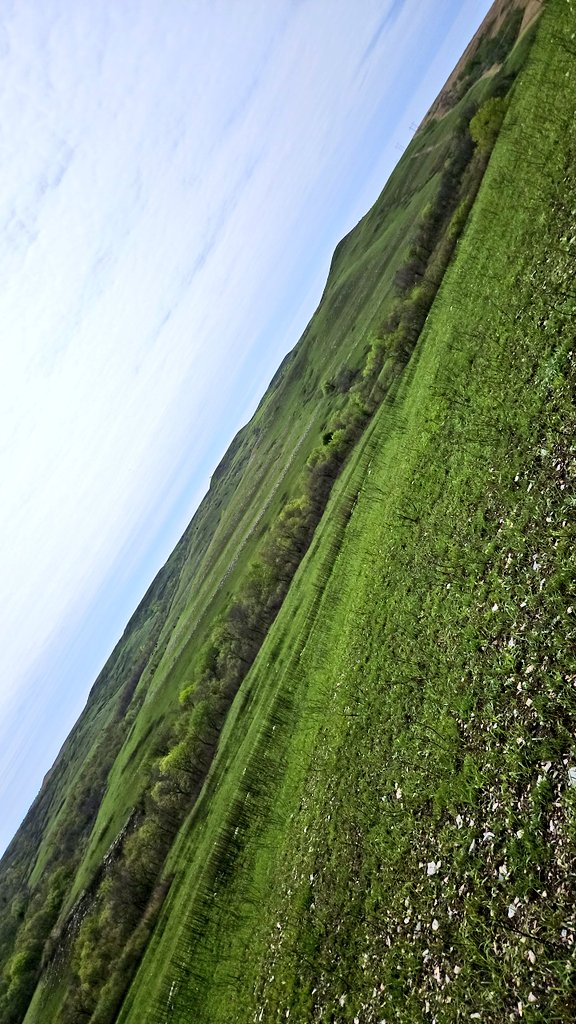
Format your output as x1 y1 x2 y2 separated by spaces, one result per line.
116 3 576 1019
0 3 559 1022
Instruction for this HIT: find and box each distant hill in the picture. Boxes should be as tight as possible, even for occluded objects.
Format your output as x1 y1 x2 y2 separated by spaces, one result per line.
419 0 542 126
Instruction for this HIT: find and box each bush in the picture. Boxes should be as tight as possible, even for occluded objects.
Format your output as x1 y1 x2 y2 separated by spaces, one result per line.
470 97 507 150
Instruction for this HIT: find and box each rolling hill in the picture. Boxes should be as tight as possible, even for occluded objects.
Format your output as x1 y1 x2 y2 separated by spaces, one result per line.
3 2 575 1022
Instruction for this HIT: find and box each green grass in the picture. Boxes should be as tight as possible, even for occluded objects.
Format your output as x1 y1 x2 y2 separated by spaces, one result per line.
30 36 477 916
107 3 576 1021
5 5 555 1022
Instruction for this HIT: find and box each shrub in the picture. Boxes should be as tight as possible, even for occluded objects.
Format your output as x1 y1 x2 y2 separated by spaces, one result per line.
470 97 507 150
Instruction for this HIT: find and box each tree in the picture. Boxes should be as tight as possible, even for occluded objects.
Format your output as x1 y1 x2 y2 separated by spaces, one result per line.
469 97 507 151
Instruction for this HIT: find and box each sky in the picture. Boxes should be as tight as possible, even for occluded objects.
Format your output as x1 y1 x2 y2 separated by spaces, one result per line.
0 0 494 857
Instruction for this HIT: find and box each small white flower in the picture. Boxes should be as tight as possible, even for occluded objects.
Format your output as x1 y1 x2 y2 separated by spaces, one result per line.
527 949 536 964
427 861 441 876
528 993 537 1004
567 766 576 787
508 898 520 918
491 603 499 612
432 918 439 931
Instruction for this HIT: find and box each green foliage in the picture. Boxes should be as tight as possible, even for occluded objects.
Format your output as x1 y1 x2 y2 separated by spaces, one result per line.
362 336 386 381
360 337 383 382
72 908 115 1012
457 7 524 92
178 681 196 708
470 96 508 149
0 869 69 1024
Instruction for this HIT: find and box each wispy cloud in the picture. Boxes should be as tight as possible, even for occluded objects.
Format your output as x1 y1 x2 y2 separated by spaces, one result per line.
359 0 407 67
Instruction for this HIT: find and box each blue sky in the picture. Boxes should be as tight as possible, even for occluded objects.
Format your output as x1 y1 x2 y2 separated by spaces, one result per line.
0 0 493 856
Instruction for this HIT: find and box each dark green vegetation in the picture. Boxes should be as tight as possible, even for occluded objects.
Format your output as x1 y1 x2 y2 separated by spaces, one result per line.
454 4 525 99
3 2 574 1021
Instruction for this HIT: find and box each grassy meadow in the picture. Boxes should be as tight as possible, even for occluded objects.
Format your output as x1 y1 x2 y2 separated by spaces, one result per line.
108 2 576 1022
12 6 492 919
2 1 574 1022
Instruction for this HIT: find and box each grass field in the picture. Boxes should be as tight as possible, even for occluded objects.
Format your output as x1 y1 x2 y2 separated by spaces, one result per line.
22 35 473 911
105 3 576 1021
5 3 571 1022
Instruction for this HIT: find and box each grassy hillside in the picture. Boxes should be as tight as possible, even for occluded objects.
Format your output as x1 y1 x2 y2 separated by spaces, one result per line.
0 2 558 1021
113 3 575 1019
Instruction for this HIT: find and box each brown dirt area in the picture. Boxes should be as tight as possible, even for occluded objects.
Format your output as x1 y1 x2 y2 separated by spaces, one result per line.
418 0 543 129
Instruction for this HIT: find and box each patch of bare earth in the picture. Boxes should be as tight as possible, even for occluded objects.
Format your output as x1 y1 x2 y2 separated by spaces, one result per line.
418 0 542 129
